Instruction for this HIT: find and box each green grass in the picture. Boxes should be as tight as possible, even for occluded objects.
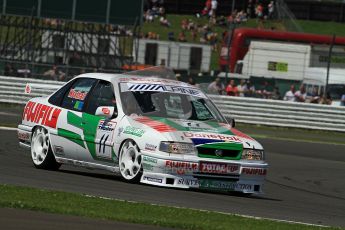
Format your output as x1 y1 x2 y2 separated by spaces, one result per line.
298 20 345 36
0 184 338 230
141 15 345 70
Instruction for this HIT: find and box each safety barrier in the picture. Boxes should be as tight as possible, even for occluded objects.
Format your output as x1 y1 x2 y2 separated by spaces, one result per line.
208 95 345 132
1 76 345 132
0 76 63 104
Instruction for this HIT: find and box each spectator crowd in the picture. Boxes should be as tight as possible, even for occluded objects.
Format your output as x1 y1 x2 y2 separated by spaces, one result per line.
206 77 339 105
142 0 276 50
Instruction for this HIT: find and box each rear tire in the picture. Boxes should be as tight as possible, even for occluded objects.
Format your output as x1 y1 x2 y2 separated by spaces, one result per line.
119 140 142 183
31 126 60 170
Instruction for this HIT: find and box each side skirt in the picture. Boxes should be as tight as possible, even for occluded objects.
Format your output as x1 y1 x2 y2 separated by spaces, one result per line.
55 157 120 175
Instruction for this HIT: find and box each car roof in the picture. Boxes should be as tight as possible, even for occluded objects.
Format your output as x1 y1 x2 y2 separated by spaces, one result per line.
75 72 194 88
75 72 118 81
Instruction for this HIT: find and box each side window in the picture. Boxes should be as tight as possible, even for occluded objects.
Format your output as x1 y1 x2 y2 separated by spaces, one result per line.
84 80 116 115
61 78 96 111
48 80 76 106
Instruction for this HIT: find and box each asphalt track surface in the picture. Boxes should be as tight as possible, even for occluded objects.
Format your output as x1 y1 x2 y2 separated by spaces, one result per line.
0 129 345 228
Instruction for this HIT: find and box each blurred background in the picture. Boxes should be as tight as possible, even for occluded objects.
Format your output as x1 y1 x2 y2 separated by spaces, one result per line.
1 0 345 106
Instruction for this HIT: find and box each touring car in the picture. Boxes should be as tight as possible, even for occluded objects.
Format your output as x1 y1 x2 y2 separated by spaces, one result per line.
18 69 268 194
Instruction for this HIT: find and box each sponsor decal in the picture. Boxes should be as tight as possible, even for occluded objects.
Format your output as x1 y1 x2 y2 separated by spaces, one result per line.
121 82 206 98
96 120 116 157
165 160 198 175
145 143 157 152
143 176 162 183
143 156 158 164
22 101 61 128
119 77 186 85
68 89 87 100
98 134 109 154
199 162 240 174
142 163 154 171
24 83 31 94
54 145 64 155
183 132 242 143
74 101 84 110
98 120 116 131
123 126 145 137
177 178 199 186
17 131 30 141
242 168 267 176
199 180 252 191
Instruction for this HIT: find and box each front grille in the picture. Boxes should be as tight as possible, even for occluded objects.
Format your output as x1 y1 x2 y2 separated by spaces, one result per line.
197 147 242 160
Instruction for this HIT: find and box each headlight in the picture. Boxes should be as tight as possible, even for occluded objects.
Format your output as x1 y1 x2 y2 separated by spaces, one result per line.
159 142 196 155
241 149 265 161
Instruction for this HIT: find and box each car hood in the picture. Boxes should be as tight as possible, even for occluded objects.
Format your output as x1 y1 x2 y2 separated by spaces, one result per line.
129 116 263 150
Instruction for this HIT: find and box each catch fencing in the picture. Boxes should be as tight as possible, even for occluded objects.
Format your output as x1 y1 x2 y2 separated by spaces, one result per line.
1 76 345 132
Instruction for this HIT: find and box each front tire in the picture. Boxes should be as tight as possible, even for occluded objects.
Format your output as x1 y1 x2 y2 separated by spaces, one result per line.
119 140 142 182
31 126 60 170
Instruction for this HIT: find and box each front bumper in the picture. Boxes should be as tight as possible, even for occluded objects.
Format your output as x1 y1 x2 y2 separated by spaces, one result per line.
17 124 32 149
140 153 268 194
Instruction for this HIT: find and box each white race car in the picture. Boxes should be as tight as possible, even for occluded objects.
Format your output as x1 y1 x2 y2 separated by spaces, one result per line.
18 69 268 194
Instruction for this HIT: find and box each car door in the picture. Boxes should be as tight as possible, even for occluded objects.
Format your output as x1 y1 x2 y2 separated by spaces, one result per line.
80 80 119 164
50 78 97 160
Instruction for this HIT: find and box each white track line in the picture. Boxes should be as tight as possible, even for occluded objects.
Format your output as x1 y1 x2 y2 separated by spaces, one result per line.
0 112 19 117
0 126 17 131
85 194 330 228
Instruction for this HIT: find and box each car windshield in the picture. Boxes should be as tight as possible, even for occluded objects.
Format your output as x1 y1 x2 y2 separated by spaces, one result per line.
119 82 227 123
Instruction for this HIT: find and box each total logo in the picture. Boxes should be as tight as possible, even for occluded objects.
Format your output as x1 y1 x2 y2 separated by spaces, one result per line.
199 162 240 174
22 101 61 128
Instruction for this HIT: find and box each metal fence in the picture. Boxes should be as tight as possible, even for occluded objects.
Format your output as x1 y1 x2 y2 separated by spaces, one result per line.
1 76 345 132
0 76 62 104
208 95 345 132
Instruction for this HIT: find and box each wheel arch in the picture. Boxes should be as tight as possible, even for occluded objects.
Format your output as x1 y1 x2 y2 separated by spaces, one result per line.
30 124 61 170
31 125 56 155
118 138 143 182
118 138 141 153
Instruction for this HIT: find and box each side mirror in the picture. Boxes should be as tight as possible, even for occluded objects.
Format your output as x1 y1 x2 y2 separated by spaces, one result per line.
227 118 236 128
95 106 115 119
